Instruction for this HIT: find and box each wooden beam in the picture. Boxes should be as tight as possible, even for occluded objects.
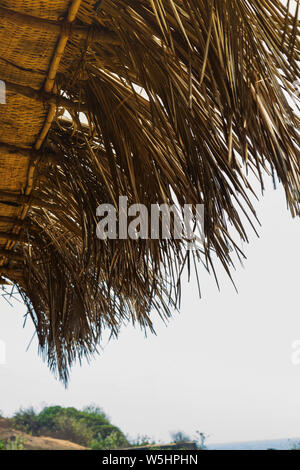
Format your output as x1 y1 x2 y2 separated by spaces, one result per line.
0 6 120 45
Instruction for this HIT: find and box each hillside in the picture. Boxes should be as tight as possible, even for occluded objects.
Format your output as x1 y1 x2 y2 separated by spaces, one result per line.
0 405 129 450
0 406 203 450
0 418 86 450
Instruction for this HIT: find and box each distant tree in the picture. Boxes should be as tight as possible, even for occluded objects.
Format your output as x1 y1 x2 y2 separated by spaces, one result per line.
195 431 209 449
13 407 39 435
129 434 156 447
91 431 128 450
170 430 209 449
170 431 192 444
82 405 106 417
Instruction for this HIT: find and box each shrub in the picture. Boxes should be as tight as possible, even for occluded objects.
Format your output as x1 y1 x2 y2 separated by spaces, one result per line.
129 435 156 447
170 431 192 444
52 414 93 447
91 431 128 450
11 405 128 449
13 407 40 435
5 436 26 450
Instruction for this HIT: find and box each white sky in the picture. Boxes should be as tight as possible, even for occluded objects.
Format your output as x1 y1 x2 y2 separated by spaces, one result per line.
0 176 299 445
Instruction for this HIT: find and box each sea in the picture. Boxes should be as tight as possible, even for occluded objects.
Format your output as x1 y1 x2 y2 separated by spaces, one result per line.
207 438 300 450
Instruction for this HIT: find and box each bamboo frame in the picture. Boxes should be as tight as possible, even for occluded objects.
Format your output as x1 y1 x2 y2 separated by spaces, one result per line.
1 2 86 274
0 216 24 227
0 250 23 261
0 192 31 204
0 6 119 45
5 81 87 113
34 104 57 152
35 0 84 160
0 191 60 211
0 268 23 277
44 0 83 93
0 232 22 242
0 141 57 162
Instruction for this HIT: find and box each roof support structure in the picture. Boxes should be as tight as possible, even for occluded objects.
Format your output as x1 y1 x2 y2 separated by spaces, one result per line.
0 141 60 163
0 6 119 45
5 81 87 113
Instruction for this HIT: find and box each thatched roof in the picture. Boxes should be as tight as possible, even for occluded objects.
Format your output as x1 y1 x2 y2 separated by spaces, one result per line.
0 0 299 383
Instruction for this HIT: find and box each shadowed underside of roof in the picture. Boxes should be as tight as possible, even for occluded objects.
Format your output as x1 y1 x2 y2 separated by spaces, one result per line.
0 0 299 383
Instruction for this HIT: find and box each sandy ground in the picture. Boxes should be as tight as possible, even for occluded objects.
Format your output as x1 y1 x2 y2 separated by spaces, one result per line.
0 418 86 450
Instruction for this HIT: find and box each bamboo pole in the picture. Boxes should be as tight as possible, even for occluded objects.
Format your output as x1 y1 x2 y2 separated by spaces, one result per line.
0 250 23 261
35 1 84 162
0 6 119 45
34 0 84 164
5 81 87 113
0 142 34 159
44 0 83 93
0 216 24 227
34 104 57 153
0 191 59 210
0 192 30 204
0 232 22 242
2 1 85 267
0 268 23 277
0 141 57 162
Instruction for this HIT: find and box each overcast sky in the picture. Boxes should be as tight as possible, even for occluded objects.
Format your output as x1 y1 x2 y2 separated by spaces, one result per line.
0 175 299 445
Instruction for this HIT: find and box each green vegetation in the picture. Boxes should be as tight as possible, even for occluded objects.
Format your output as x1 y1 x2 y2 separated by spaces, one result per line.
130 434 156 447
1 405 207 450
0 436 25 450
12 405 128 449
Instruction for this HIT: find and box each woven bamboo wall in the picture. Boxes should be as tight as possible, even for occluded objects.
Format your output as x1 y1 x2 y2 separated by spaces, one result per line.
0 0 93 281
